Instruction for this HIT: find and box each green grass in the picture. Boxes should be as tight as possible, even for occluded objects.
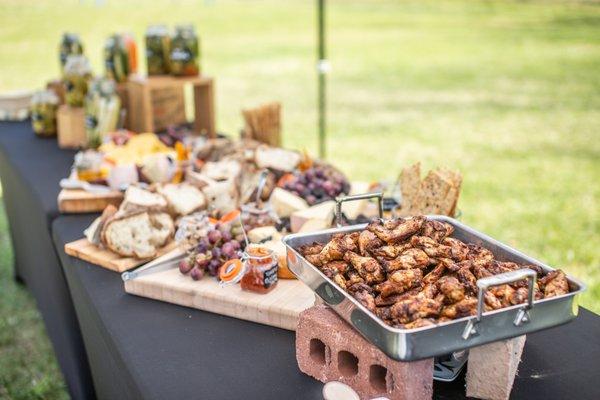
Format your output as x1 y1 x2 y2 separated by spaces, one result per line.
0 203 68 399
1 0 599 398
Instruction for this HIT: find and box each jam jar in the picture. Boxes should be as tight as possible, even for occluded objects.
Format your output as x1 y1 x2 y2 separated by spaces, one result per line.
240 245 278 294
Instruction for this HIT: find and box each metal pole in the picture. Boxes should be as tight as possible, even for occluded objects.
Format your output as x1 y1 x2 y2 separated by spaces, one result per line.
317 0 327 159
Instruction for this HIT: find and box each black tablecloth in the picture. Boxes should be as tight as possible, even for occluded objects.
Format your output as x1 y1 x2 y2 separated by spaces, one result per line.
2 120 600 400
0 121 94 399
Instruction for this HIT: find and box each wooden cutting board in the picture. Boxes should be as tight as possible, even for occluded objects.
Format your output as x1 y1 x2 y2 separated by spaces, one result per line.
58 189 123 213
65 238 177 272
124 268 315 331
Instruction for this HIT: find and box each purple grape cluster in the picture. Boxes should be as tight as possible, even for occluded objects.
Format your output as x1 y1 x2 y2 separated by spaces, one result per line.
283 166 350 205
179 223 245 280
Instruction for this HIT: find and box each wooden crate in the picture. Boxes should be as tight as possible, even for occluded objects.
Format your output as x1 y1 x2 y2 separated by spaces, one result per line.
57 105 86 149
127 75 215 137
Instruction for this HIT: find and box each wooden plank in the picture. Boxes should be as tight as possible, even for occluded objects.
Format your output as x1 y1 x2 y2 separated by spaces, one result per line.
64 238 177 272
124 268 315 331
58 189 123 213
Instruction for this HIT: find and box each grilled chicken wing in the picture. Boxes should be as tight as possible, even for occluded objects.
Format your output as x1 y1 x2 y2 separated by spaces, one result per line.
421 220 454 242
371 243 411 259
442 237 470 261
367 216 426 244
390 297 442 324
540 270 569 297
378 248 429 272
344 252 386 284
348 283 376 312
457 266 478 295
440 297 478 319
437 276 465 304
410 236 453 258
423 262 446 285
358 230 384 255
375 269 423 298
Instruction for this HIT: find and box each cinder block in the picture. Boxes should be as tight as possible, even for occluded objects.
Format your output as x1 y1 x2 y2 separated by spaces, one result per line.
296 305 433 400
466 335 526 400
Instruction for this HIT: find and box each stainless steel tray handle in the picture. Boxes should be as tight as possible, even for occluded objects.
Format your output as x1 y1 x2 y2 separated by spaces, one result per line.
462 268 537 340
334 192 383 227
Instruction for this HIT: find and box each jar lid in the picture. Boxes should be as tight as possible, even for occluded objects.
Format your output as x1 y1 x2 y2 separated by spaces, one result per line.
219 258 245 285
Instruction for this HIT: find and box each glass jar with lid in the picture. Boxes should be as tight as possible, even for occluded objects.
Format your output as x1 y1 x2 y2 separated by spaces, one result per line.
169 25 200 76
63 55 92 107
240 203 279 232
145 25 171 75
59 32 84 73
30 90 59 137
220 244 279 294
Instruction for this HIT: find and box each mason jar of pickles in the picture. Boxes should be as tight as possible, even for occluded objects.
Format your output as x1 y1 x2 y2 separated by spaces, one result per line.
169 25 200 76
31 90 59 137
145 25 171 75
63 55 92 107
59 32 84 73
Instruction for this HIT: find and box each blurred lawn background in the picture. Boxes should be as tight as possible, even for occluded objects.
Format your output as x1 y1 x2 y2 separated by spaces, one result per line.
0 0 599 398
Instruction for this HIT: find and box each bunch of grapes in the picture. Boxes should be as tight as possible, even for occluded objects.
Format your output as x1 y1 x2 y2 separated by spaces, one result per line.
178 223 246 280
283 165 350 205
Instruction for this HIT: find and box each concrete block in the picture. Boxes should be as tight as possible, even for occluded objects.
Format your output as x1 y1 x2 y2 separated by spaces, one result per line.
296 306 433 400
466 335 526 400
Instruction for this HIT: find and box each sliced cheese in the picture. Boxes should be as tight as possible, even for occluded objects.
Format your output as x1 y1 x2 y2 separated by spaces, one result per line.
298 218 331 233
340 181 372 220
270 187 309 218
247 226 280 243
290 200 335 233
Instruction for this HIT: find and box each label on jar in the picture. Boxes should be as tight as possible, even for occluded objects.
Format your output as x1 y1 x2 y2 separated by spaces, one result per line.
263 264 278 288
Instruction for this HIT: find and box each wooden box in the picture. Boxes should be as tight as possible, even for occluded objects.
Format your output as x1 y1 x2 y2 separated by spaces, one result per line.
57 105 86 149
127 75 215 137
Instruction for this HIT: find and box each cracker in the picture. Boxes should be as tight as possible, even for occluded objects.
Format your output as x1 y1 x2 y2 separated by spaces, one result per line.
418 170 454 215
399 162 421 215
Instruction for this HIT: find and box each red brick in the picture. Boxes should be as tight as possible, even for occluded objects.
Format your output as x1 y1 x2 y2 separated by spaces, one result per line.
466 335 526 400
296 305 433 400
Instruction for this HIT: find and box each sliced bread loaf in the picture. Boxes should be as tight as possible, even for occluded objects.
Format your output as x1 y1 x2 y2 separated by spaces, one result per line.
101 211 174 258
158 183 207 216
120 185 168 213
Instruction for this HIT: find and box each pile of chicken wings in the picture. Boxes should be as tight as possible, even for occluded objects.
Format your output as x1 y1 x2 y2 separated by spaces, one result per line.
299 216 570 329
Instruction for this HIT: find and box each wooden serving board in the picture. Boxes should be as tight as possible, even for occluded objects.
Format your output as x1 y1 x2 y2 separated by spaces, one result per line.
124 268 315 331
65 238 177 272
58 188 123 214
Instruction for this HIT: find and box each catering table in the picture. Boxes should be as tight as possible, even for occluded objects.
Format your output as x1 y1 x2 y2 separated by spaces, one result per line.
2 120 600 400
0 121 94 400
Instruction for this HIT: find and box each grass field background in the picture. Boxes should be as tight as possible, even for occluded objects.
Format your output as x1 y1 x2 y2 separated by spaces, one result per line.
0 0 599 398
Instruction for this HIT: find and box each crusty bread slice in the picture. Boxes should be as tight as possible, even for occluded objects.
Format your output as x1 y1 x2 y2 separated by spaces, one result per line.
158 183 206 216
202 178 239 214
120 186 168 213
254 145 301 172
101 211 174 258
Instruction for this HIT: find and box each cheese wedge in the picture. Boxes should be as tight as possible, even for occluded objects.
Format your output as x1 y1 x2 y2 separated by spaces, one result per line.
290 200 335 233
270 187 309 218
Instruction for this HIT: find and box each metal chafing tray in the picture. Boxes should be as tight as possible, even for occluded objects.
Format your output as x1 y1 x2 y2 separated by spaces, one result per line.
283 213 585 361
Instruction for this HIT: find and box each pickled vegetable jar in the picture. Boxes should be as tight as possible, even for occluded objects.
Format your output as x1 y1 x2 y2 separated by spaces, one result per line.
104 33 137 83
145 25 171 75
63 55 92 107
30 90 59 137
59 32 84 73
85 79 121 149
169 25 200 76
